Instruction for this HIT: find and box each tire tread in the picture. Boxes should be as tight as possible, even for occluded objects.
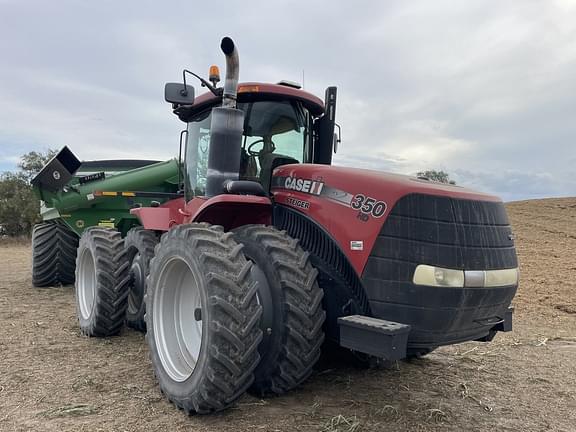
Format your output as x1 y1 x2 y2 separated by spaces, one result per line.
75 227 130 337
233 225 325 397
32 221 79 287
146 223 263 414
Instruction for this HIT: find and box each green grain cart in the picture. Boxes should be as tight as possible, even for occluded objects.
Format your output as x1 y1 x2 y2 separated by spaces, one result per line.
30 147 180 329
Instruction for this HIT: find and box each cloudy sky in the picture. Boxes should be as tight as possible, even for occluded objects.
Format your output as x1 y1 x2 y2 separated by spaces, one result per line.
1 0 574 201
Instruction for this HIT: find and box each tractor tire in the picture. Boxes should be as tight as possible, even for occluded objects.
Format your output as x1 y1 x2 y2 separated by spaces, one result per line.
145 223 263 414
75 227 131 337
319 341 383 369
406 347 437 359
124 227 157 332
232 225 326 397
31 221 78 287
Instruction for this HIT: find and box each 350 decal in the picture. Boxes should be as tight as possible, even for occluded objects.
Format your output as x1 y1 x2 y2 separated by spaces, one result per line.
350 194 387 218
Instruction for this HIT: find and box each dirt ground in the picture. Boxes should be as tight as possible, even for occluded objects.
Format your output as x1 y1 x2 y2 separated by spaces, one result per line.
1 198 575 432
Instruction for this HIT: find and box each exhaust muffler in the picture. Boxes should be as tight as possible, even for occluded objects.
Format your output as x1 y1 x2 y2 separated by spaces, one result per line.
205 37 244 197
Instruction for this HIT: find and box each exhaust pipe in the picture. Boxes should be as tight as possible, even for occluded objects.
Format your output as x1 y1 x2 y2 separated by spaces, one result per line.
220 37 239 109
205 37 244 197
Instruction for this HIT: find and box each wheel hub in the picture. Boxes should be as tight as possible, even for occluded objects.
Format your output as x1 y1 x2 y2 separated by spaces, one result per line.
78 247 96 320
153 257 203 382
128 254 144 315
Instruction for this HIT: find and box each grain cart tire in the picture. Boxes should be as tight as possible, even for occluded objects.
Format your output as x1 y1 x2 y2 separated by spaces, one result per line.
145 224 263 414
75 227 130 337
32 221 78 287
124 227 157 332
232 225 326 397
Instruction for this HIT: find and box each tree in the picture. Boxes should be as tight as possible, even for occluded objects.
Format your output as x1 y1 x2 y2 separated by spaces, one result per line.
0 172 38 236
0 149 57 236
416 169 456 185
18 149 58 181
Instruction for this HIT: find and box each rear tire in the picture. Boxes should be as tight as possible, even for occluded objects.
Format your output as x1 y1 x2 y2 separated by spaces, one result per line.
146 223 263 414
75 227 130 337
232 225 325 397
32 221 78 287
124 227 157 332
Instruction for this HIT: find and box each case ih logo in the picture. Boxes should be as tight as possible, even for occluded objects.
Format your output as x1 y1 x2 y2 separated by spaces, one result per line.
283 177 324 195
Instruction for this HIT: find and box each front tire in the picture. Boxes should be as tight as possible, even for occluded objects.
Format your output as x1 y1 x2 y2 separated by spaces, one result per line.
232 225 325 397
406 347 437 359
124 227 157 332
146 224 263 414
75 227 130 337
32 221 78 287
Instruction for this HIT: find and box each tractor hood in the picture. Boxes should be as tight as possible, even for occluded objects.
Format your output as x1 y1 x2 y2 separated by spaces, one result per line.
272 164 500 204
271 163 504 275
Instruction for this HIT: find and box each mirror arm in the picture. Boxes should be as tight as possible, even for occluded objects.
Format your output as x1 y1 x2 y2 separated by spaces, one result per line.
183 69 222 97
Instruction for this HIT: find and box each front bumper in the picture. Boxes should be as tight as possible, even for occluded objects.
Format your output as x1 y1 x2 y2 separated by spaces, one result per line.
368 282 517 349
338 306 514 360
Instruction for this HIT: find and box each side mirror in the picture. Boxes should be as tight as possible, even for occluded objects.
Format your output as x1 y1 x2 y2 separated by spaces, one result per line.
333 124 341 154
164 82 195 105
333 133 339 154
312 86 338 165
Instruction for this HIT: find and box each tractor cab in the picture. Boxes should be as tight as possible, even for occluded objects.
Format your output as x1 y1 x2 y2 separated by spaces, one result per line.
168 80 338 200
185 97 311 198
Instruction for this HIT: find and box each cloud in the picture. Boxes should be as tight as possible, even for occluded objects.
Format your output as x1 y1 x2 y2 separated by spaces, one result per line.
0 0 574 201
452 169 576 202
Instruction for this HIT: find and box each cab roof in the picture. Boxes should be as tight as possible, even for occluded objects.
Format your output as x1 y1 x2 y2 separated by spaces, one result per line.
174 82 325 122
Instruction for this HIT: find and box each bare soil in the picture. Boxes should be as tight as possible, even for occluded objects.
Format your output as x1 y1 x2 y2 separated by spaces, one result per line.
1 198 575 432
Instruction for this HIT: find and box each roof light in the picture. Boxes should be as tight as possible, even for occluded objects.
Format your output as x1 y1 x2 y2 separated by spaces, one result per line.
277 80 301 89
238 85 259 93
209 65 220 87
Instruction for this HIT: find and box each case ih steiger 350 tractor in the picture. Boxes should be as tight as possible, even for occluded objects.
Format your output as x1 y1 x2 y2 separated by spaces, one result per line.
71 37 518 414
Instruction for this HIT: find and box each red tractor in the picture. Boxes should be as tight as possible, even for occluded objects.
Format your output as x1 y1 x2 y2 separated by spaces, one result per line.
73 37 518 414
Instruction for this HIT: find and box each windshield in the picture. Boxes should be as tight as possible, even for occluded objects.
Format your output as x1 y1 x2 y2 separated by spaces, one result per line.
185 100 310 198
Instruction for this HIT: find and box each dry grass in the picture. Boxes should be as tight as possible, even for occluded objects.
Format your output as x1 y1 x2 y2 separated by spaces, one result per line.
38 404 98 418
0 235 30 246
1 198 576 431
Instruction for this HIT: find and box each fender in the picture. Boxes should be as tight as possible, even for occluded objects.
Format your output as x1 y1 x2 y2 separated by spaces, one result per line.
131 195 272 232
273 204 371 341
184 194 272 230
130 197 186 231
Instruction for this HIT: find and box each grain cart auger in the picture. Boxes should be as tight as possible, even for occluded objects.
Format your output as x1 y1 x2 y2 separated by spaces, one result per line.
74 36 519 414
31 147 181 330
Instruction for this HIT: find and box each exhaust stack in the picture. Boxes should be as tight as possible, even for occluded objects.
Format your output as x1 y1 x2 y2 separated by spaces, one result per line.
205 37 244 197
220 37 239 108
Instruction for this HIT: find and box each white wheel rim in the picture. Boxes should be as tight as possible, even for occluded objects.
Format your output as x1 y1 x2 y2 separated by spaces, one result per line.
127 253 143 315
78 247 96 320
153 257 203 382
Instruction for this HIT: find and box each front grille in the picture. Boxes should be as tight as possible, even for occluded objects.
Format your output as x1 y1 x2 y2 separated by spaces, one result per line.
361 193 518 346
362 193 517 284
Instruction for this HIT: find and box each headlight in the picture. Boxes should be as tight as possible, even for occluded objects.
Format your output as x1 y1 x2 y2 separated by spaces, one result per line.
413 265 519 288
413 265 465 287
484 268 519 287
